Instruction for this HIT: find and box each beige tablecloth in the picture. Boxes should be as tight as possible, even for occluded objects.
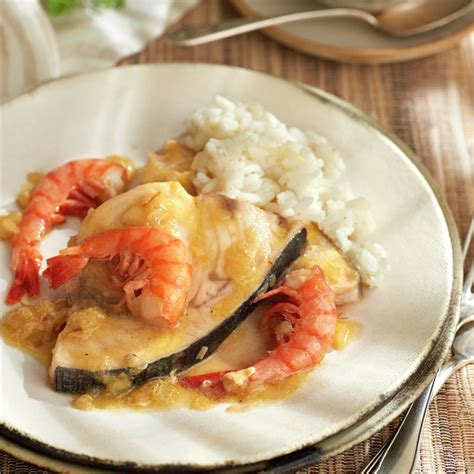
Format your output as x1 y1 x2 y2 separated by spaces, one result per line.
2 1 473 472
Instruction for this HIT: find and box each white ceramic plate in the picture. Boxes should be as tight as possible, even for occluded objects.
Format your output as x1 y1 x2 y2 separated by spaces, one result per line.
232 0 474 63
0 64 461 471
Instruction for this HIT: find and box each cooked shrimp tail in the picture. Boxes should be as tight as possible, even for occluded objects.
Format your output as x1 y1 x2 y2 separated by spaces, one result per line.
43 227 193 328
180 266 336 396
6 246 42 304
6 159 128 304
42 254 89 290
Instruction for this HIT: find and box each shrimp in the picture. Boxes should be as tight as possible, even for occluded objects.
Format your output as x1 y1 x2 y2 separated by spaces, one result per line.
180 266 336 396
43 227 193 328
6 159 128 304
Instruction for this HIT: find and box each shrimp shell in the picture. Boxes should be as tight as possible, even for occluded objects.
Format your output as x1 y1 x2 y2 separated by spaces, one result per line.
180 266 337 395
44 227 193 328
6 159 128 304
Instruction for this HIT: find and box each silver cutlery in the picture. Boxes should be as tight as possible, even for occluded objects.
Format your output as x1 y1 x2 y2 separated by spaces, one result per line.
167 0 473 46
363 215 474 473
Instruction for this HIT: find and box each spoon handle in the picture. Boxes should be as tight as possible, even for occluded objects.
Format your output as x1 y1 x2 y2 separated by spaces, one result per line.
166 9 374 46
362 379 434 474
363 355 467 474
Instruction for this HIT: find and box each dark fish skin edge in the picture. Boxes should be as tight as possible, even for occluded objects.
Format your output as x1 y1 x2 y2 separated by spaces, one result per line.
53 227 307 393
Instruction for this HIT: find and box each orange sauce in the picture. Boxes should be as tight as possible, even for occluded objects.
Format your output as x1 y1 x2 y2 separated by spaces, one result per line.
333 318 361 350
1 299 68 365
70 312 360 412
74 371 310 412
1 170 361 412
1 298 361 411
140 141 196 195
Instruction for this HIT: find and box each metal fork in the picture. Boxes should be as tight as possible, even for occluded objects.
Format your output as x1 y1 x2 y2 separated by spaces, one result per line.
362 215 474 473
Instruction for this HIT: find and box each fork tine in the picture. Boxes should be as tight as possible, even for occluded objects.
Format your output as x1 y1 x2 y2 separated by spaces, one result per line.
462 215 474 262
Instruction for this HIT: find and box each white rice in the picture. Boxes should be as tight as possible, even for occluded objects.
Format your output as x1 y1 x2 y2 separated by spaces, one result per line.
181 96 387 286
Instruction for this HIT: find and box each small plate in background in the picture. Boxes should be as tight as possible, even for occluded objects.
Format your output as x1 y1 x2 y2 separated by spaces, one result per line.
232 0 474 63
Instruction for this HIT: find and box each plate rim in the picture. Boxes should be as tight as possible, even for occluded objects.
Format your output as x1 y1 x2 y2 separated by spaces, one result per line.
0 63 462 471
231 0 474 64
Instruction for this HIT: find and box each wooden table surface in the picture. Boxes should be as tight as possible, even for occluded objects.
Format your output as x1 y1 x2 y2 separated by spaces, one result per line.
2 1 473 472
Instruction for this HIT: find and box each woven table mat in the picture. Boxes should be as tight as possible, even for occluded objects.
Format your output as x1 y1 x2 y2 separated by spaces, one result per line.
2 1 473 472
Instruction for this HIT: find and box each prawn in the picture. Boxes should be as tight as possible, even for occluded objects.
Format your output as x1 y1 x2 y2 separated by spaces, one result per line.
43 227 193 328
6 159 128 304
180 266 336 396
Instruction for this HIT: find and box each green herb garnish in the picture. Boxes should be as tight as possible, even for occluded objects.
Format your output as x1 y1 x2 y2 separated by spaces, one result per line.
43 0 78 16
42 0 125 17
97 0 125 7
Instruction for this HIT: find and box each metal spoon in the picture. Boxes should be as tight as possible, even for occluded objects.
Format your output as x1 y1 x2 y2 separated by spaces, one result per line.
363 216 474 473
167 0 473 46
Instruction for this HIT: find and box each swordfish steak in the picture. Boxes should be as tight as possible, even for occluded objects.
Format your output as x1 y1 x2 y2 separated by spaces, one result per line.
50 183 306 392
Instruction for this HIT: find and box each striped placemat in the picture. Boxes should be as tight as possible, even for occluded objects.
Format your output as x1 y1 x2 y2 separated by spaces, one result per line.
2 1 473 472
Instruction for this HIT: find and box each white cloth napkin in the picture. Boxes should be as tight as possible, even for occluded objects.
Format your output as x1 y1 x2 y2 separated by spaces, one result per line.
52 0 198 74
0 0 198 103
